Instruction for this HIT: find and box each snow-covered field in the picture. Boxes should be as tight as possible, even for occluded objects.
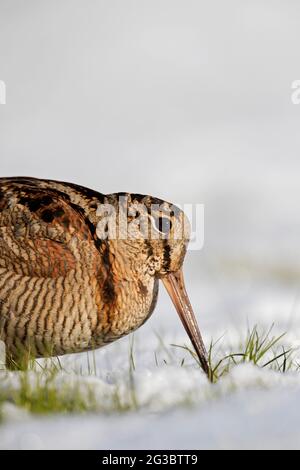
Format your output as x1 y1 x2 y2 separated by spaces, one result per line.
2 367 300 450
1 273 300 450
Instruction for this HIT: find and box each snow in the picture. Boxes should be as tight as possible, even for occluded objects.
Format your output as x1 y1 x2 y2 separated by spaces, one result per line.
1 363 300 450
0 279 300 450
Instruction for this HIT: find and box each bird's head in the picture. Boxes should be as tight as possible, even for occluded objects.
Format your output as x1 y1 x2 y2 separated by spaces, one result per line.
95 193 210 379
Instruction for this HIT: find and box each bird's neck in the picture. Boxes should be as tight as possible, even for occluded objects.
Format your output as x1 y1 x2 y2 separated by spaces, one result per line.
107 240 148 280
96 240 158 340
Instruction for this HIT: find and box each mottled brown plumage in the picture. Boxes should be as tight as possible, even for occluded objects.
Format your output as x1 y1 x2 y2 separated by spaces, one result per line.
0 177 210 377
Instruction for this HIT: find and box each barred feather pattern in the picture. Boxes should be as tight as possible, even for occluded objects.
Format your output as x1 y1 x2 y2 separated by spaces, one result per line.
0 177 159 365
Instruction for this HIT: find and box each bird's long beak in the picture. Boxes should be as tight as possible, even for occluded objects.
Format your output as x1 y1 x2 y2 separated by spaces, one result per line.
162 270 211 380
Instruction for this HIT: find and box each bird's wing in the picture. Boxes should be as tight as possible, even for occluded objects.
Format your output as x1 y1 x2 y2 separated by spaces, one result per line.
0 178 102 278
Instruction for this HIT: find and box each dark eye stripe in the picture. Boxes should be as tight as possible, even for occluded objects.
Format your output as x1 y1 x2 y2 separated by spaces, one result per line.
154 217 172 234
163 241 172 271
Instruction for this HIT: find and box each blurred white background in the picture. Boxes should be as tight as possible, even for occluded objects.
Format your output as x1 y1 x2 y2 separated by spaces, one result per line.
1 0 300 334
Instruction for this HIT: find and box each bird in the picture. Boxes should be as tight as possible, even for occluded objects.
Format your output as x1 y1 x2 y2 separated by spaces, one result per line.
0 177 210 378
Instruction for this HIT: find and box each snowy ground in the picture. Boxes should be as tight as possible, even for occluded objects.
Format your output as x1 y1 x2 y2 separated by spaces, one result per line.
1 273 300 450
2 372 300 450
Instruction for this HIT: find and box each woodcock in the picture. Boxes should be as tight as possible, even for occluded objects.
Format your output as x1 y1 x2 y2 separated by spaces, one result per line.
0 177 210 377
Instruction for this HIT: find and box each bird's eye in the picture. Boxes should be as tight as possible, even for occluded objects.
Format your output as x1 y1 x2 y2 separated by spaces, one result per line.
154 217 172 234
